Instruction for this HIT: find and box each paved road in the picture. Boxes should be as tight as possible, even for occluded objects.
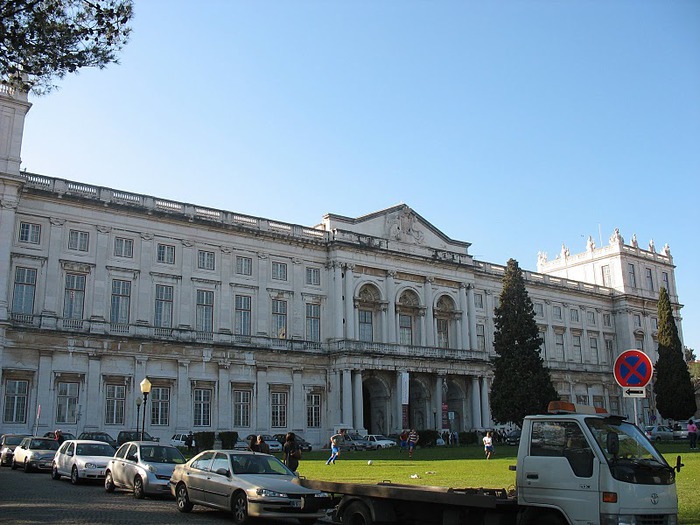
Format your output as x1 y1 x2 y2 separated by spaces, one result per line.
0 465 321 524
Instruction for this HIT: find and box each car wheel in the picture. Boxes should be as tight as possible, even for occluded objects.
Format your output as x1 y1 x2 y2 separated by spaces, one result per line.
133 476 145 499
342 500 372 525
231 491 248 524
176 483 193 513
11 459 17 470
71 466 81 485
23 460 31 473
51 465 61 480
377 445 383 449
104 471 115 493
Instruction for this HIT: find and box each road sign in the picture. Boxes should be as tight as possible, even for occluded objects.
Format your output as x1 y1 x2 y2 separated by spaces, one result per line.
613 349 653 388
623 388 646 398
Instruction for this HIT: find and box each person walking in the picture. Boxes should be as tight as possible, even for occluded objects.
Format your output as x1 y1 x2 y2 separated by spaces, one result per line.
326 429 345 465
256 435 270 454
399 430 409 452
408 429 419 459
283 432 302 473
688 419 698 450
483 431 494 460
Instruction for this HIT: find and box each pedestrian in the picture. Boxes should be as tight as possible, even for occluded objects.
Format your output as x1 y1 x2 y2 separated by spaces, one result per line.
185 431 195 453
248 435 260 452
453 431 459 446
408 429 419 459
688 419 698 450
399 429 409 452
483 431 494 459
283 432 302 473
326 429 345 465
54 429 65 445
256 435 270 454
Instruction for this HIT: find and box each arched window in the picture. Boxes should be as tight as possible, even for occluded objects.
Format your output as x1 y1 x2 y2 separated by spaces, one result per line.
357 284 381 343
397 289 421 346
434 295 456 348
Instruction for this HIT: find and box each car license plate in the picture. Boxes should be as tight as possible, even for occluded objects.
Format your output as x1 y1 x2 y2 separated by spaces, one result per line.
289 500 301 508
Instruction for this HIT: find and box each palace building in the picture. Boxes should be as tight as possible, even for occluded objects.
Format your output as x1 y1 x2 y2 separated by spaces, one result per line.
0 87 683 444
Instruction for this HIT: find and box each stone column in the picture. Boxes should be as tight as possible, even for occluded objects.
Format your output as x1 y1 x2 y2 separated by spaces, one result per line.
219 247 234 334
424 278 434 346
481 376 491 428
342 369 353 428
386 270 397 343
395 371 403 433
292 369 304 430
333 262 343 338
176 360 191 430
85 355 102 430
344 264 355 340
471 376 481 430
457 283 469 349
0 196 19 320
433 375 443 430
353 370 364 431
328 369 341 429
255 366 269 431
217 362 232 431
466 284 477 350
256 253 270 335
36 351 54 434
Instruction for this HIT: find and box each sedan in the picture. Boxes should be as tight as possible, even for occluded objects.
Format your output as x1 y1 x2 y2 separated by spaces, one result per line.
0 433 31 466
645 424 674 441
105 441 186 498
170 450 332 525
364 434 397 450
52 439 115 484
12 436 60 472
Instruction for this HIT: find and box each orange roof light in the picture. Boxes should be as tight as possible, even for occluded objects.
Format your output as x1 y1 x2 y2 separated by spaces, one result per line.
548 401 608 415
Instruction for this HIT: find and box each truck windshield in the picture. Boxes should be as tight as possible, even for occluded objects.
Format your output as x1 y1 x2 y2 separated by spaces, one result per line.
585 417 674 485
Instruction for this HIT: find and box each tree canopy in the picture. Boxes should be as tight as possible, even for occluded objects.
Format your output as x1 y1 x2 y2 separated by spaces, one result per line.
1 0 133 95
653 287 696 420
490 258 558 427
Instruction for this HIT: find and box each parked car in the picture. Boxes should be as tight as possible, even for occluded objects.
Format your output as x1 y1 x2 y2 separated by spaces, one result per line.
505 429 522 446
105 441 186 499
170 449 332 524
116 430 159 446
645 424 674 441
364 434 397 450
341 432 370 451
43 431 76 441
244 434 283 453
52 439 115 484
77 431 117 449
170 433 195 448
272 433 313 451
233 439 250 451
672 421 697 440
0 433 31 466
12 436 60 472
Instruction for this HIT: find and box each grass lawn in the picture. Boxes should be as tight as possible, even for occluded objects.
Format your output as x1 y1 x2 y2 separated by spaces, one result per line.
292 443 700 524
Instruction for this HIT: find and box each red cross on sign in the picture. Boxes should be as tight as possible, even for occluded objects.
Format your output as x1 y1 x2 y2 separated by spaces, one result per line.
613 349 653 388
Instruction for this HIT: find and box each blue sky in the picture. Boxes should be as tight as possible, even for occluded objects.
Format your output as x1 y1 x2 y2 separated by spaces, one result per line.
20 1 700 351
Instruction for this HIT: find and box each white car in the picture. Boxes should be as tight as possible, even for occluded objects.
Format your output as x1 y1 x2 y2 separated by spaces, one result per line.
170 433 195 448
364 434 397 450
12 436 60 472
52 439 115 484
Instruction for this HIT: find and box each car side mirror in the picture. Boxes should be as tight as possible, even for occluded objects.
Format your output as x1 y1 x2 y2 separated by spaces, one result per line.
674 455 684 473
606 432 619 456
215 468 230 477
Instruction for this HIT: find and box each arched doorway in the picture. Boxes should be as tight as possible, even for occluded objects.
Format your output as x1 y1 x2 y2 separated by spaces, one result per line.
362 374 392 435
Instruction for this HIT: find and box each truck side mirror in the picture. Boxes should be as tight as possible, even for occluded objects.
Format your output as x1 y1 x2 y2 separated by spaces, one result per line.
674 455 684 473
606 432 619 456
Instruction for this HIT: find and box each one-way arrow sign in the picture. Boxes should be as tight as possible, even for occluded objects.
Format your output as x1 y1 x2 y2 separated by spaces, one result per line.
623 388 646 398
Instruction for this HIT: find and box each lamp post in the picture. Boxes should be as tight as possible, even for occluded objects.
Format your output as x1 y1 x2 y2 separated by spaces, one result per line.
140 377 152 441
433 407 438 430
135 396 142 438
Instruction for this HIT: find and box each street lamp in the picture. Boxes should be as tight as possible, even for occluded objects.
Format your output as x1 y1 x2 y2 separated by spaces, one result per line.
140 377 152 441
135 396 142 438
433 408 438 430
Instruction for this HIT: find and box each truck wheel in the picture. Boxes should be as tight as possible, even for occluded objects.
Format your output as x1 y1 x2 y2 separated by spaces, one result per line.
534 512 566 525
342 501 372 525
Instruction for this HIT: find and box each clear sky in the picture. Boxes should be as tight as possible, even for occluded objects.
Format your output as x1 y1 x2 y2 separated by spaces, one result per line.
19 1 700 352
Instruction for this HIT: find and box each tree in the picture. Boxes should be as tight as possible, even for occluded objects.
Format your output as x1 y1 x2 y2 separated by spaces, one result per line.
1 0 133 95
490 258 558 427
653 287 696 420
684 346 696 363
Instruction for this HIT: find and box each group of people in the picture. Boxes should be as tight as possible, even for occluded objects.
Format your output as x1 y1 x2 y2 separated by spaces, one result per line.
247 433 302 473
398 429 420 458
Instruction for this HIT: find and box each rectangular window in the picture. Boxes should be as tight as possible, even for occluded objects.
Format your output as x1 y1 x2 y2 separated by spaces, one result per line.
19 222 41 244
576 394 589 405
635 338 643 351
589 337 599 363
359 310 373 342
271 391 287 428
156 243 175 264
601 265 611 287
534 303 544 317
306 303 321 342
586 311 596 326
651 317 658 330
110 280 131 326
193 388 212 427
437 318 449 348
272 261 287 281
234 295 251 336
114 237 134 258
68 229 89 251
476 323 485 351
555 333 564 360
56 382 79 424
570 309 579 323
64 273 86 320
605 339 614 363
603 313 612 327
4 379 28 424
272 299 287 339
645 268 654 291
592 396 605 409
306 267 321 286
474 293 484 309
634 314 641 328
573 335 582 362
662 272 670 292
553 305 562 320
307 393 321 428
539 330 546 358
233 389 251 427
399 314 413 345
628 263 637 287
12 267 37 315
150 387 170 425
236 256 253 276
198 250 215 271
154 284 173 328
105 384 125 425
196 290 214 334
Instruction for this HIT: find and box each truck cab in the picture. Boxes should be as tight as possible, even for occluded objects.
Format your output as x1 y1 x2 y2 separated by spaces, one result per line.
517 401 678 525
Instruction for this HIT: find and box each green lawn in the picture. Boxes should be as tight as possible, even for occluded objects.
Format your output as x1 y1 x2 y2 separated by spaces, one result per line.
292 443 700 524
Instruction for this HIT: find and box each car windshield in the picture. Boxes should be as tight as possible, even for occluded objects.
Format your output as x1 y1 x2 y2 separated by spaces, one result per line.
5 436 25 445
140 445 185 464
31 439 59 450
229 453 293 476
75 443 115 456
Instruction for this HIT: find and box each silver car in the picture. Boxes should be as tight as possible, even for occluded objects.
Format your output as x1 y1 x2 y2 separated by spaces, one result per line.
52 439 115 484
0 434 31 466
170 450 332 524
12 436 60 472
105 441 185 498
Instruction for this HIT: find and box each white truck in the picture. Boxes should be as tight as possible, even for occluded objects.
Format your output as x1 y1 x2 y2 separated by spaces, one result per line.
301 402 682 525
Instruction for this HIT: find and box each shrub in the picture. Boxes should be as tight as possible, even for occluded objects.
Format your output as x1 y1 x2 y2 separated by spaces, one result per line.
417 429 440 447
218 431 238 449
194 431 215 450
460 431 479 445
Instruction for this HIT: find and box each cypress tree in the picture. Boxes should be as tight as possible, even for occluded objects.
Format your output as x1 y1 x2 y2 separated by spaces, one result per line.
490 259 558 427
653 287 696 419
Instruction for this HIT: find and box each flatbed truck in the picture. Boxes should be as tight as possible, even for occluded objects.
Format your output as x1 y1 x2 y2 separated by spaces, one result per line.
301 402 681 525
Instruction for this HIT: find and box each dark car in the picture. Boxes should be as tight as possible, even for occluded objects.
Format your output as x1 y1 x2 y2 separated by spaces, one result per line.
0 433 31 466
272 433 313 452
78 431 117 449
117 430 159 446
505 429 521 446
44 431 76 441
